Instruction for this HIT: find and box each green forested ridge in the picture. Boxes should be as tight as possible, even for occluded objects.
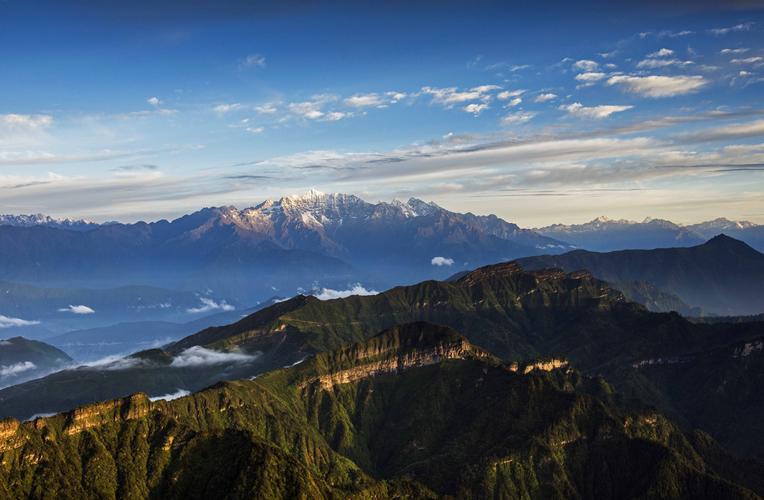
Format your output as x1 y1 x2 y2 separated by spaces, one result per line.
1 262 762 461
0 323 760 499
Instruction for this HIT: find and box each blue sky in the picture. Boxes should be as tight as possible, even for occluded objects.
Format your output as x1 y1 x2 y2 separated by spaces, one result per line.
1 0 763 225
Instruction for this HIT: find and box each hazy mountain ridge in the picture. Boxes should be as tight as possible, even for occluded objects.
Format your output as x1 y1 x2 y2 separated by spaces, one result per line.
0 214 101 232
0 192 572 301
517 235 764 316
0 323 760 499
0 337 72 389
536 216 764 252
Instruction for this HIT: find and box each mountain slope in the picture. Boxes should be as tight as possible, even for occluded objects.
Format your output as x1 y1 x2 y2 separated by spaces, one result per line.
2 262 762 460
517 235 764 316
0 323 760 499
0 337 72 389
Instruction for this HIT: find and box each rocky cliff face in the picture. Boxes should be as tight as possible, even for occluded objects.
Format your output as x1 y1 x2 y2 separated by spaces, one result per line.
301 328 490 390
62 393 150 435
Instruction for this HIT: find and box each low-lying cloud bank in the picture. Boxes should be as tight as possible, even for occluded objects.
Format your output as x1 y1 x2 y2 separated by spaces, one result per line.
314 284 379 300
149 388 191 402
170 346 257 367
0 361 36 377
0 315 40 328
80 346 259 371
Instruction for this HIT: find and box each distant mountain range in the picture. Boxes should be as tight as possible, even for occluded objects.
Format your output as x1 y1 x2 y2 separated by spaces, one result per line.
536 216 764 252
1 322 761 498
0 214 101 231
0 191 573 301
518 235 764 316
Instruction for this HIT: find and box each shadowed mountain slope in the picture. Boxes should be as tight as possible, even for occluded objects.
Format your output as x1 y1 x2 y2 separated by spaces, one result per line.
517 235 764 316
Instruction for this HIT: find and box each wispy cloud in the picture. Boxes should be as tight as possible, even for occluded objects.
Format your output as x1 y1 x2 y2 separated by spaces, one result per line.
421 85 500 108
0 361 36 377
240 53 266 68
573 59 599 71
0 114 53 131
559 102 633 119
534 93 557 103
607 75 707 97
708 22 754 36
0 315 40 328
501 111 536 124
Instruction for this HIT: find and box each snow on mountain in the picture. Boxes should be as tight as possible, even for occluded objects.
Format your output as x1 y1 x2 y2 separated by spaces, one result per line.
0 214 99 231
535 215 763 252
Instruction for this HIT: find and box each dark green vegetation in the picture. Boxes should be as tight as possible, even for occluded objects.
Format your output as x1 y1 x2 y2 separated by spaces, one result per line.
518 235 764 316
0 337 72 389
0 323 761 499
1 260 762 464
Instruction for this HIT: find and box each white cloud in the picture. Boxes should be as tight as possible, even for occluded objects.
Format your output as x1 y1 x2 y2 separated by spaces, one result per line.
464 103 489 115
147 97 162 107
255 103 278 114
213 103 242 114
0 114 53 131
534 93 557 103
421 85 500 107
431 256 455 266
573 59 599 71
246 126 265 134
501 111 536 124
344 93 385 108
0 315 40 328
241 53 266 68
607 75 707 97
647 48 674 58
721 48 750 55
323 111 352 121
575 72 606 82
170 346 257 367
187 297 235 314
497 89 524 100
504 97 522 107
636 58 694 69
709 22 754 36
559 102 633 119
0 361 36 377
149 388 191 401
58 304 95 314
288 94 339 121
385 91 408 102
731 57 764 65
314 284 378 300
82 355 144 370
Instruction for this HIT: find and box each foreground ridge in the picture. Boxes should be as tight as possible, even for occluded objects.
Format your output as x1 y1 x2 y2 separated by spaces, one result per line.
0 322 761 499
